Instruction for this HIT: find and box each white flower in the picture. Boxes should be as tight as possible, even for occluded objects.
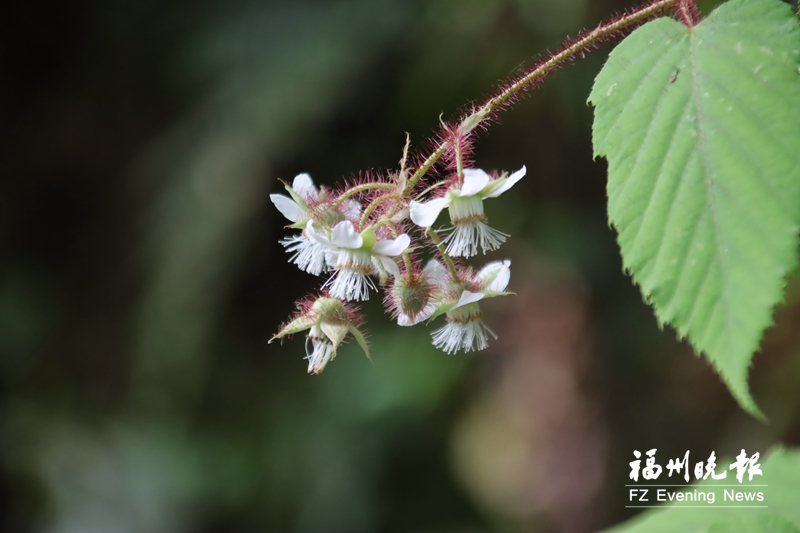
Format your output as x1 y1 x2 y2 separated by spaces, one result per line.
429 260 511 354
270 173 318 226
309 221 410 301
273 174 367 276
409 166 526 257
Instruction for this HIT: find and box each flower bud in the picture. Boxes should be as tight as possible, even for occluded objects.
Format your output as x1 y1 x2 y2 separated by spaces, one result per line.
389 261 448 327
391 272 432 320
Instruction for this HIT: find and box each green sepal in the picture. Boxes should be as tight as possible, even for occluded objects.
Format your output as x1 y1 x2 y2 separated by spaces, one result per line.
280 178 309 211
359 226 377 250
427 302 453 323
457 106 492 136
478 265 503 288
478 170 509 197
270 313 318 342
348 325 372 362
311 297 345 316
483 291 514 299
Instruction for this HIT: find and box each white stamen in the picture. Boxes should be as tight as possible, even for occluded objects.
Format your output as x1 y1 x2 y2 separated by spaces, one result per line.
305 327 335 374
328 269 376 301
327 249 376 301
398 300 437 326
443 220 508 257
443 195 508 257
430 302 497 354
281 234 328 275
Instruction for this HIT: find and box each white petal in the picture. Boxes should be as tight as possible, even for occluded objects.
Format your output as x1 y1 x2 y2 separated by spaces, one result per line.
423 259 450 286
460 169 491 197
305 221 330 246
373 234 410 256
330 221 363 249
452 290 485 310
414 304 436 323
397 303 435 327
476 260 511 292
484 165 526 198
270 194 304 223
397 313 413 327
292 173 318 201
341 199 362 222
378 256 401 278
410 198 449 227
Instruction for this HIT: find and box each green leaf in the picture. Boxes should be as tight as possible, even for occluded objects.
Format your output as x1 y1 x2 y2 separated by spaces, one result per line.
589 0 800 416
607 447 800 533
281 178 309 210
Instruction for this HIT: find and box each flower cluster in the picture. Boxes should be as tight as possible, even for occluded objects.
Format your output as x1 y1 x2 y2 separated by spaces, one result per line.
270 156 525 374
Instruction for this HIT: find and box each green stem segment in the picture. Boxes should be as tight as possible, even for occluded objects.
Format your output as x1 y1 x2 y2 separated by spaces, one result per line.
466 0 680 124
426 228 459 281
333 182 396 207
402 251 414 274
454 139 464 180
404 143 448 195
414 180 449 200
677 0 697 26
359 193 403 231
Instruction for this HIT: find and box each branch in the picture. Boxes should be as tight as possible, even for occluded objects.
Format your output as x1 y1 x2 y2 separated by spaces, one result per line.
406 0 684 193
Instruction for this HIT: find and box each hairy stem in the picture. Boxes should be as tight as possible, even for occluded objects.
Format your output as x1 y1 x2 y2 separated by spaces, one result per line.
398 133 411 185
407 0 682 192
469 0 680 123
402 251 414 273
405 143 449 195
454 138 464 180
359 193 403 230
677 0 698 26
414 180 449 200
426 228 459 280
333 182 396 207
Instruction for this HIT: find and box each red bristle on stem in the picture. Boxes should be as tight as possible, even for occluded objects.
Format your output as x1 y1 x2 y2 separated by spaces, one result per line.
675 0 698 27
404 0 683 193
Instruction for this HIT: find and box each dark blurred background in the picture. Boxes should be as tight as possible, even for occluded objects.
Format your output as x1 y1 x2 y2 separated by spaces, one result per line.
2 0 799 531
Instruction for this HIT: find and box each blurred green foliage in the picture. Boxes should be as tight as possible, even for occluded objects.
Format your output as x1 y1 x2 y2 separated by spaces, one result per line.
1 0 798 531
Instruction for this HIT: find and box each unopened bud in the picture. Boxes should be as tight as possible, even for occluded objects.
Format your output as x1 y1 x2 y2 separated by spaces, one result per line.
311 296 346 318
391 272 433 324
